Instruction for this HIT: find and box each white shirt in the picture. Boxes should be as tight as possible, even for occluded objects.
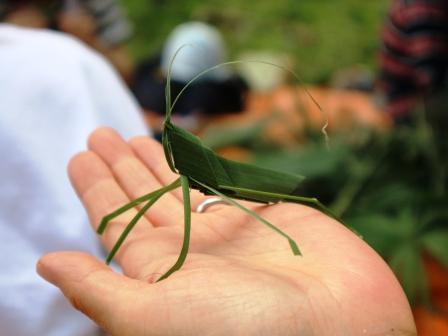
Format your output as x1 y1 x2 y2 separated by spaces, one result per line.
0 25 149 336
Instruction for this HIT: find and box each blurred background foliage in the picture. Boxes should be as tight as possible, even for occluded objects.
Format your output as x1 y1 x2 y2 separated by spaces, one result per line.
121 0 389 83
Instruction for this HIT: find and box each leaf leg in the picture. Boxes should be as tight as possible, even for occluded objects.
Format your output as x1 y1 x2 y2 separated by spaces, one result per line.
274 194 350 228
280 194 342 223
191 178 301 256
222 185 344 225
157 175 192 281
98 178 181 234
105 186 170 264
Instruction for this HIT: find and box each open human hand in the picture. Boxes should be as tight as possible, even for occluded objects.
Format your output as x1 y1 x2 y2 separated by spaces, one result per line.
37 128 416 336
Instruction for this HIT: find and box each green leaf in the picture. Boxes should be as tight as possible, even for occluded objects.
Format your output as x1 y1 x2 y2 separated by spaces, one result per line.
422 230 448 268
165 121 306 202
388 244 428 304
348 214 404 257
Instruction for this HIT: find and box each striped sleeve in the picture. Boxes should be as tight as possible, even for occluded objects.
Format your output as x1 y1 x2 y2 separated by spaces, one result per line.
81 0 132 47
377 0 448 119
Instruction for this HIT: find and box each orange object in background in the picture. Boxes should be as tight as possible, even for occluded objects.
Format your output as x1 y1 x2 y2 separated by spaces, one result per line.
414 307 448 336
201 85 391 147
426 257 448 312
414 258 448 335
145 85 390 141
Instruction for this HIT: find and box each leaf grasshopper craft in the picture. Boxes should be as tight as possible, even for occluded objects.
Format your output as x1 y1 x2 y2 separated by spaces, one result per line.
98 51 339 281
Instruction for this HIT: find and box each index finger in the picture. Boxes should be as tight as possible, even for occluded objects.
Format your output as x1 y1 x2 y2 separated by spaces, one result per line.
68 150 154 250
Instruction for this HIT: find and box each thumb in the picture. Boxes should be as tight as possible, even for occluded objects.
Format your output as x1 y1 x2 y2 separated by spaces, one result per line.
37 252 156 334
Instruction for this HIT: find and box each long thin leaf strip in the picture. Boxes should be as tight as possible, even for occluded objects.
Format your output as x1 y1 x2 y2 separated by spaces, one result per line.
106 189 167 264
191 177 301 256
169 60 329 146
162 129 177 173
98 191 158 234
164 45 193 123
222 185 340 221
162 44 192 171
157 175 192 281
98 178 181 234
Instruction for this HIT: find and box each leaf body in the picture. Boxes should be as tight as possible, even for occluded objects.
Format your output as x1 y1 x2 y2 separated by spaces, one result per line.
164 121 305 203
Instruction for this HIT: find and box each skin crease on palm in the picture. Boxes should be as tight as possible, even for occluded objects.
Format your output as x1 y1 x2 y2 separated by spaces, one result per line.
37 128 417 336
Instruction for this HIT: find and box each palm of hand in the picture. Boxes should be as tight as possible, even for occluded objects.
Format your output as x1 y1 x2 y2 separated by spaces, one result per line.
38 128 416 336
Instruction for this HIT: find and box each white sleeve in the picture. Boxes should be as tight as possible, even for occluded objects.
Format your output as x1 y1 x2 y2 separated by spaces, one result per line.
0 24 148 336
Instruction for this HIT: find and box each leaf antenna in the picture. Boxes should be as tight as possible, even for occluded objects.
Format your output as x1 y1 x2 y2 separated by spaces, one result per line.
157 175 192 281
164 44 194 124
163 44 194 173
169 59 329 147
98 178 181 234
191 178 301 256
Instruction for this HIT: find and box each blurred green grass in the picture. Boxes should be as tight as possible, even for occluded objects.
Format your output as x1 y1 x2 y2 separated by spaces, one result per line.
121 0 389 84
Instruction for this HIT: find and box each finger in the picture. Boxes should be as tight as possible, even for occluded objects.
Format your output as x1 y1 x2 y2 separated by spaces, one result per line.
87 128 184 226
36 252 162 335
68 150 157 252
129 135 207 208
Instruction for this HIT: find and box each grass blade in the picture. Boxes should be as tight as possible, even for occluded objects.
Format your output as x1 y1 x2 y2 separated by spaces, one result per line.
191 177 301 256
222 185 341 222
98 178 181 234
157 175 192 281
105 189 167 264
